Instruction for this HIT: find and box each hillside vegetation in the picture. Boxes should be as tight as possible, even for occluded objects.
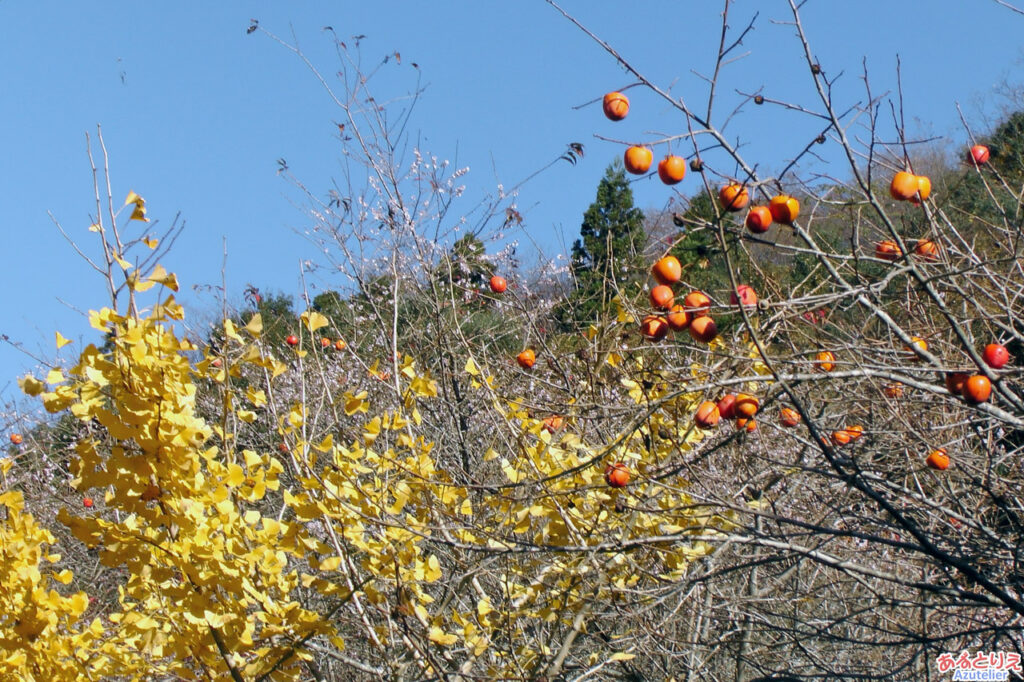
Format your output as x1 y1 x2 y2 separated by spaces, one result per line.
4 5 1024 681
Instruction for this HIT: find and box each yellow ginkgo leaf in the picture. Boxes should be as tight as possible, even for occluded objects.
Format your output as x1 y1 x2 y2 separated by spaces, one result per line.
55 332 72 349
244 313 263 337
204 610 230 628
123 191 149 221
363 416 381 444
614 296 635 324
501 459 522 484
344 391 369 416
4 651 27 667
424 555 442 582
127 272 152 292
470 634 489 656
88 223 102 232
147 264 178 291
19 375 44 396
223 319 243 343
143 236 159 249
245 388 267 408
134 615 159 631
226 464 246 487
300 310 329 333
410 376 438 398
428 627 459 646
243 450 262 468
84 365 109 388
464 357 479 376
270 358 289 377
68 592 89 615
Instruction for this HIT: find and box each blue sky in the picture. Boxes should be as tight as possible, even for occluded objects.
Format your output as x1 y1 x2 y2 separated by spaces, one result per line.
2 1 1023 403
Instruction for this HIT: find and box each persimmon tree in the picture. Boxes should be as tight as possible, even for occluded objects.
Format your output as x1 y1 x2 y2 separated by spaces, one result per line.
537 0 1024 679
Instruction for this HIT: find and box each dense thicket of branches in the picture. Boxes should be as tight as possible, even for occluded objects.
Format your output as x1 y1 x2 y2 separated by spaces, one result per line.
4 2 1024 680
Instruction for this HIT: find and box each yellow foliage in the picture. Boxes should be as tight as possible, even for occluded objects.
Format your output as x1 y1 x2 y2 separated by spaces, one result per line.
0 490 146 679
9 261 719 679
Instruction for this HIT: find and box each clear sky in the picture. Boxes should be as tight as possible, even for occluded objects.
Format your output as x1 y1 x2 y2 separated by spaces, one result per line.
2 1 1022 404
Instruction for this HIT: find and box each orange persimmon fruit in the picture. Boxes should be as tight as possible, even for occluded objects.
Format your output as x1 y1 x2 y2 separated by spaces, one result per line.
666 304 690 331
650 285 675 310
603 91 630 121
962 375 992 403
779 408 801 428
694 401 721 429
926 448 950 470
719 184 749 212
815 350 836 372
651 256 682 285
624 146 654 174
640 315 670 341
683 291 712 316
657 155 687 185
604 462 631 488
688 316 718 343
769 195 800 224
745 206 773 233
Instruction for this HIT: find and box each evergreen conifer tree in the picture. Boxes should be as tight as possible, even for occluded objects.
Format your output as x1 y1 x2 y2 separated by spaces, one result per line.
560 160 645 328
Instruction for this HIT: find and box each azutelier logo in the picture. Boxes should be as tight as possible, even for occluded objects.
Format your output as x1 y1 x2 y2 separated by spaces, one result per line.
936 652 1022 681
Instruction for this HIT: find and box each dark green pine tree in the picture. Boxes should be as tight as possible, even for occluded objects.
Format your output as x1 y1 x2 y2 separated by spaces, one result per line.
559 160 645 329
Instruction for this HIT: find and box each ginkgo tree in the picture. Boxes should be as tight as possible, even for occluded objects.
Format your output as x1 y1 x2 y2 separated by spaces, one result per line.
4 126 725 681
